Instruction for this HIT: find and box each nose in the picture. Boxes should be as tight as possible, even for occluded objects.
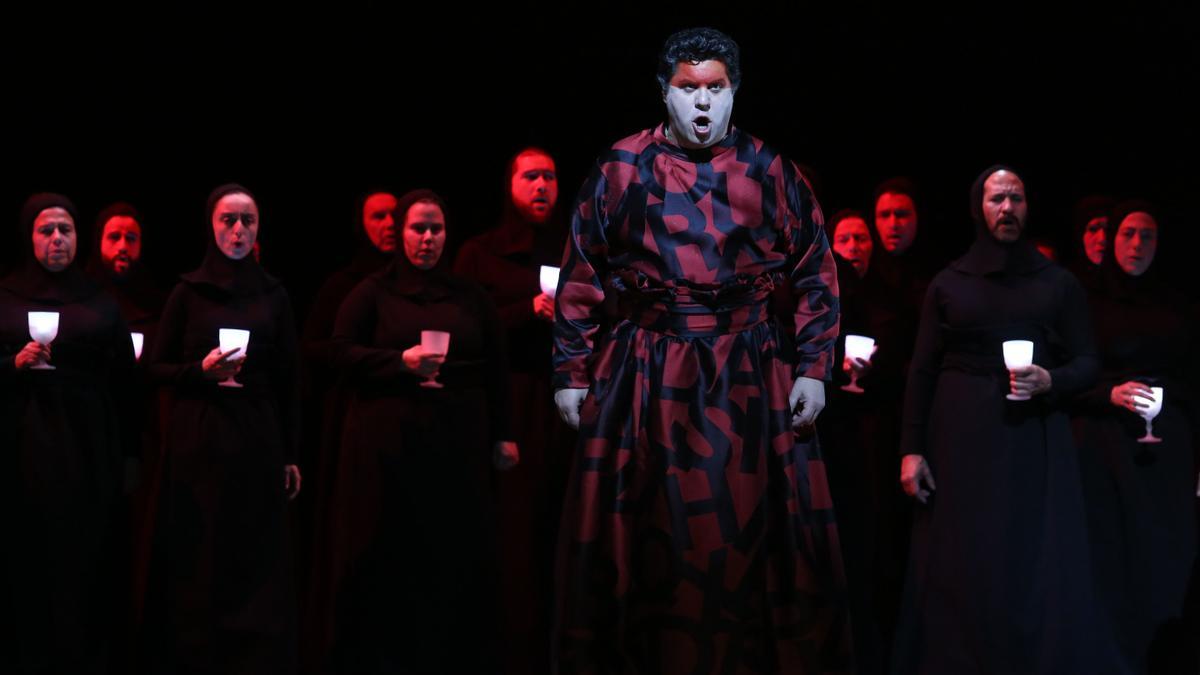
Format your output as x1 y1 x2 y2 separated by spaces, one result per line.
696 87 711 109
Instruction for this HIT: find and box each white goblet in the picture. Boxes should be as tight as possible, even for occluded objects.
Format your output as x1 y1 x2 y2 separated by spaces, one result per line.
217 328 251 388
28 311 60 370
1133 386 1163 443
130 332 145 362
1002 339 1034 401
419 330 450 389
840 334 876 394
539 265 560 299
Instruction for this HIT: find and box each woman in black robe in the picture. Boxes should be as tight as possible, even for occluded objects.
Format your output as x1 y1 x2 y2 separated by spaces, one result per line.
818 208 889 674
147 184 302 675
453 147 575 675
324 189 517 674
892 166 1121 674
0 193 136 674
1071 201 1197 673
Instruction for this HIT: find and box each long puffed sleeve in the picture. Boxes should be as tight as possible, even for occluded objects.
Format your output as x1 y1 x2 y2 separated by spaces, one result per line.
552 162 610 390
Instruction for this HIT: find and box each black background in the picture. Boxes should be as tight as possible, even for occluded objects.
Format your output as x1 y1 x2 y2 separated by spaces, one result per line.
7 2 1198 315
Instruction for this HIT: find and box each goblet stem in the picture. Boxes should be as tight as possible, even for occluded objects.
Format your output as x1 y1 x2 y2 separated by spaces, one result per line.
841 371 864 394
1138 418 1162 443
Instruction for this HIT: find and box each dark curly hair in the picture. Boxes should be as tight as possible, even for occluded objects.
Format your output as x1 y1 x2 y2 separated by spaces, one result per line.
656 27 741 93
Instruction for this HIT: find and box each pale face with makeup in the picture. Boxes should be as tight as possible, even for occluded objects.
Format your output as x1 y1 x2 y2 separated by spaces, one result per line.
663 59 734 149
211 192 259 261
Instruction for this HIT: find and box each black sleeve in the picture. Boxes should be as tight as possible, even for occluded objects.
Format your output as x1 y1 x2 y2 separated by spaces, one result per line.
477 287 513 444
331 280 411 381
899 276 945 457
106 304 140 459
300 276 346 374
453 239 536 331
1046 272 1100 401
148 284 207 384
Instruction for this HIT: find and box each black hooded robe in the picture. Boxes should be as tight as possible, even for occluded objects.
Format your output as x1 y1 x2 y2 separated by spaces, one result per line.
145 185 300 675
321 190 511 674
0 193 137 674
891 168 1121 674
1070 202 1198 673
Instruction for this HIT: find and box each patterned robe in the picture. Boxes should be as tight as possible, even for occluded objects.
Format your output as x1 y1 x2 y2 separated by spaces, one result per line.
552 125 851 674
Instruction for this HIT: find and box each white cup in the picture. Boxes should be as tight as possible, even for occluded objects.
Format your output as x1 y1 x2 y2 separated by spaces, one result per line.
28 311 60 370
1002 339 1034 400
844 334 876 362
130 332 145 362
217 328 251 388
539 265 560 299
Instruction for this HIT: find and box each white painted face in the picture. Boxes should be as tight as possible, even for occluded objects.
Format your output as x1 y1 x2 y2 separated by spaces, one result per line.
663 59 734 149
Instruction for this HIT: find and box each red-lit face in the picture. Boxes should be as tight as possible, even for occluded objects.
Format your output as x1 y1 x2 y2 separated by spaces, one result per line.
362 192 398 253
981 171 1027 243
1082 216 1107 266
31 207 77 272
663 59 734 149
510 151 558 224
1112 211 1157 277
100 215 142 276
211 192 259 260
874 192 918 254
402 201 446 270
832 216 873 278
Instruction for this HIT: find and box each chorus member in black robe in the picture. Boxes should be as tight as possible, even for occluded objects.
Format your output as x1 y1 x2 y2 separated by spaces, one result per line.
894 166 1120 674
1071 201 1197 674
86 201 166 350
1067 194 1115 290
299 190 397 673
0 193 136 674
843 178 938 659
821 208 892 674
85 200 169 658
147 184 302 675
325 189 517 675
454 147 574 675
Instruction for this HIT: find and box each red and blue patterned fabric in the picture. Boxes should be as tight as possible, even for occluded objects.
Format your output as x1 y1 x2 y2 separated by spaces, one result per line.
552 124 851 674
